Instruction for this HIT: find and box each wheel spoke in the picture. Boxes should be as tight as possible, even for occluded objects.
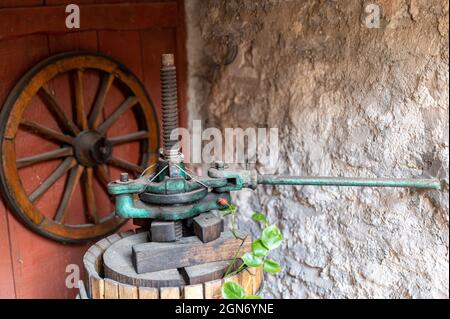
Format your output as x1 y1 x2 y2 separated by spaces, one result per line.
109 131 148 146
20 120 74 145
74 69 88 130
97 96 138 134
29 157 77 203
54 164 84 223
39 85 80 135
83 167 99 224
16 147 73 169
89 73 114 129
95 164 111 188
109 156 144 174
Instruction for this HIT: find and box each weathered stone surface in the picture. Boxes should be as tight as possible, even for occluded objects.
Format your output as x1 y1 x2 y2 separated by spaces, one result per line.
185 0 449 298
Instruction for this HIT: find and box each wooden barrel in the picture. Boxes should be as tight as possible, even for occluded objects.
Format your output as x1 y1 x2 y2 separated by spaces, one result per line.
82 230 263 299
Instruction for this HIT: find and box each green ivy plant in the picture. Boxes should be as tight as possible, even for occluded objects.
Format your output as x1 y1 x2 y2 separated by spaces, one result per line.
219 201 283 299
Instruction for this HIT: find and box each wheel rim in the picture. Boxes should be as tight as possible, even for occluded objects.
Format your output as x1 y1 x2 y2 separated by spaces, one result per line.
0 51 159 243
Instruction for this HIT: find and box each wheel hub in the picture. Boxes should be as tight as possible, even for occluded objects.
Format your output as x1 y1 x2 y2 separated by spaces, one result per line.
74 130 113 166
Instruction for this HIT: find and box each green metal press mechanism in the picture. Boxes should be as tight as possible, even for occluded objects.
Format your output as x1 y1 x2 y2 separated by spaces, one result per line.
108 53 441 229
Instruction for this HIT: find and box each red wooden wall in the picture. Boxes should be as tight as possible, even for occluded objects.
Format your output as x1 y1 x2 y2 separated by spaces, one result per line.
0 0 187 298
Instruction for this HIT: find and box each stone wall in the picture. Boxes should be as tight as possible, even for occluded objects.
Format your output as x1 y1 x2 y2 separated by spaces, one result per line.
185 0 449 298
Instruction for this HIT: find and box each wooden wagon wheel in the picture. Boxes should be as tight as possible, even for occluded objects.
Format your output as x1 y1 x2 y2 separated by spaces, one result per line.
0 51 159 243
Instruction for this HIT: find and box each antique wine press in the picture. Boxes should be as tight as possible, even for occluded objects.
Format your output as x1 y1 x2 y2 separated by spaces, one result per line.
98 53 442 296
108 53 441 224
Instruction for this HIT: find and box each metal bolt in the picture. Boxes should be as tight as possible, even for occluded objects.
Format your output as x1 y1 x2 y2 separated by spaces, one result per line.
120 173 129 182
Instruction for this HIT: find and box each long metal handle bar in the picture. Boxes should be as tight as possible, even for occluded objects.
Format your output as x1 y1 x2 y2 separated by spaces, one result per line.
257 175 441 189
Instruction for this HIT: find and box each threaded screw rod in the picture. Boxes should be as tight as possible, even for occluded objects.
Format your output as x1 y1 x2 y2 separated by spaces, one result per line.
160 54 179 156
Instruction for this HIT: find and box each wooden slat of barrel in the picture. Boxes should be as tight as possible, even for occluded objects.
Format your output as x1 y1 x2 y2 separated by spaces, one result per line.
138 286 159 299
240 269 254 295
160 287 180 299
104 279 119 299
203 278 223 299
83 252 96 297
95 238 112 252
224 273 240 285
87 240 105 276
184 284 204 299
118 282 138 299
90 274 104 299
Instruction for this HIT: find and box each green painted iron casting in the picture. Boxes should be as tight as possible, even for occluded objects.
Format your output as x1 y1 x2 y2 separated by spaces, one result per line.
114 192 231 220
257 175 441 189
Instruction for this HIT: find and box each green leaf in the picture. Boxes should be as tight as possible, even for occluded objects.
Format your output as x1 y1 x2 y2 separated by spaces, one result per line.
251 212 267 225
244 294 262 299
221 281 245 299
261 224 283 250
252 239 268 257
241 252 263 267
263 259 282 273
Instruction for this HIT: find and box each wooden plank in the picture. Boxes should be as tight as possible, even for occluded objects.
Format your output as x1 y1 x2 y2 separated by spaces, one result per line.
140 28 176 144
118 283 138 299
175 0 188 130
0 2 178 40
0 0 44 8
97 30 145 183
138 286 159 299
240 269 254 296
133 231 252 274
224 273 240 286
0 33 89 298
104 278 119 299
160 287 180 299
150 221 182 242
0 201 15 298
184 284 203 299
90 275 104 299
48 31 97 53
193 212 222 243
203 279 222 299
181 260 237 285
103 232 185 288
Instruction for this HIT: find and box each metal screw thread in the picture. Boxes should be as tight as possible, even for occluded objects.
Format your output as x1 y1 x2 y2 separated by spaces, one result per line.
160 54 179 154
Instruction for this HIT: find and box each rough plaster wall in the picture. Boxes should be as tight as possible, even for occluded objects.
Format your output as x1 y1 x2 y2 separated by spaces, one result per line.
185 0 449 298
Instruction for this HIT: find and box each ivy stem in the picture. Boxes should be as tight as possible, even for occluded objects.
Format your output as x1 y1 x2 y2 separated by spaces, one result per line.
224 235 247 277
226 263 246 278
